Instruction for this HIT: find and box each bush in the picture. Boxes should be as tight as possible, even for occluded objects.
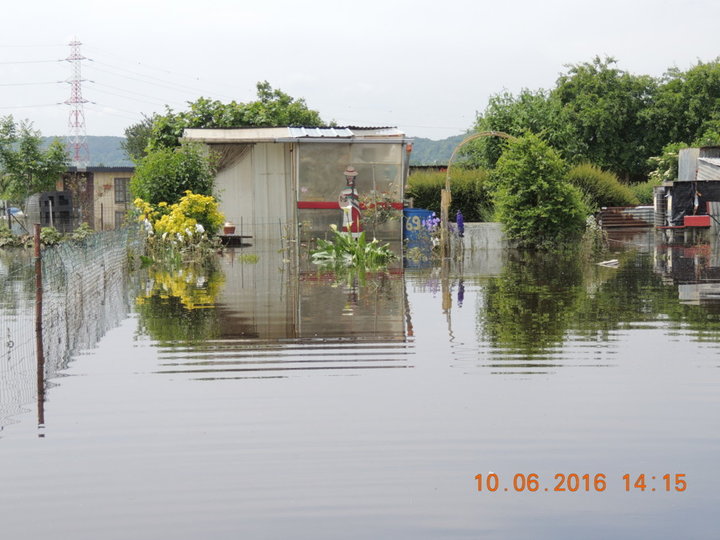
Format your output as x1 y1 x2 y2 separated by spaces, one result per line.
565 163 639 211
629 178 660 205
40 226 63 246
406 168 493 221
70 222 95 242
493 133 587 249
311 225 396 269
131 143 217 206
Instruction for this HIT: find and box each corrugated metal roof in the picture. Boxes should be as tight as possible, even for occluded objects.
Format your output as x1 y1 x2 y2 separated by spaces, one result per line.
697 157 720 181
288 127 354 138
699 156 720 167
182 126 405 143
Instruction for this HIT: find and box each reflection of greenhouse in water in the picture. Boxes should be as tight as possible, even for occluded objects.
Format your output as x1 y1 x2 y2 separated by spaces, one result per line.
138 249 414 379
213 251 408 341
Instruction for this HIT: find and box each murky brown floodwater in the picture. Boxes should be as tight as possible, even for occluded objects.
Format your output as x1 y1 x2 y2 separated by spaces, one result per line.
1 231 719 539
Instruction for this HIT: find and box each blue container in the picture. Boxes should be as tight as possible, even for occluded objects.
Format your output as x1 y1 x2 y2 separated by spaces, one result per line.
403 208 435 251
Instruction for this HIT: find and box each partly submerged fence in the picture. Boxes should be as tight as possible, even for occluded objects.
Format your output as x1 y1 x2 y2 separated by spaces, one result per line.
0 226 143 432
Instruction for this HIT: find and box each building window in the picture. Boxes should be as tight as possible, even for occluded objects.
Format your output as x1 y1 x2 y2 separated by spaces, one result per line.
114 177 130 204
115 211 126 229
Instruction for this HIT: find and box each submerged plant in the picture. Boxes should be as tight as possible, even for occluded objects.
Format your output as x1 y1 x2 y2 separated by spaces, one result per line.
134 191 224 267
310 225 396 269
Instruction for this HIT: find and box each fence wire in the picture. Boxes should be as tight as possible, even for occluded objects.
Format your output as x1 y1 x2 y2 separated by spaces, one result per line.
0 226 143 431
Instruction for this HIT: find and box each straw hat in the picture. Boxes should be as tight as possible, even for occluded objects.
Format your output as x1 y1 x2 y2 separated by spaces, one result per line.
344 166 358 177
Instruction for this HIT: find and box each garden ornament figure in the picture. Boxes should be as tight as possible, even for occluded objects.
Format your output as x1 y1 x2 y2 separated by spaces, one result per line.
339 165 362 238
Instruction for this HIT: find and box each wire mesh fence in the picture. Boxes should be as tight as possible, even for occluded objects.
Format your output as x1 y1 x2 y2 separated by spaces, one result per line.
0 226 143 432
0 249 36 430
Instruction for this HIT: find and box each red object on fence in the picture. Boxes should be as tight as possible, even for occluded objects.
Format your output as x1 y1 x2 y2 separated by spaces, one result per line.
684 215 711 227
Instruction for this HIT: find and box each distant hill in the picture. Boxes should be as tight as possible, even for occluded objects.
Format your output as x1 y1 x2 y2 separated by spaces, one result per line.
41 134 468 168
408 134 466 166
43 136 133 167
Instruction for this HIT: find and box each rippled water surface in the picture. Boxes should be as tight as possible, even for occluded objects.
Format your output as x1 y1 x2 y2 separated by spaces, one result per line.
1 232 719 539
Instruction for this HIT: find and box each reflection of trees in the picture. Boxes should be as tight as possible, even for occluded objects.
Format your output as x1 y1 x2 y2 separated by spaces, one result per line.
482 251 585 354
481 251 720 356
574 254 720 338
0 249 35 303
135 263 224 343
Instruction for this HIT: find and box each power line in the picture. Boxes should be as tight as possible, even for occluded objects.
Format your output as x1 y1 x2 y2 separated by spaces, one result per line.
0 81 63 87
85 44 255 100
85 61 238 102
90 85 179 108
0 59 62 65
0 103 60 109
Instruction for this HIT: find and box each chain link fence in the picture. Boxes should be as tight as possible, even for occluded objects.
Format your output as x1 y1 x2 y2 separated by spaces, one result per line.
0 226 143 432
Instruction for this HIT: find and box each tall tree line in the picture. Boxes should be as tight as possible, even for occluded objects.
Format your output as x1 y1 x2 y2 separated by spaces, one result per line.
464 56 720 181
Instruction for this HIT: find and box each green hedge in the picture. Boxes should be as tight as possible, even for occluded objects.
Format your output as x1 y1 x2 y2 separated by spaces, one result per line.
565 163 639 211
406 168 493 221
629 178 660 205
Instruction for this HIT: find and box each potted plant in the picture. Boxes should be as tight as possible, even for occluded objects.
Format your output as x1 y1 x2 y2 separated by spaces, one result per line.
223 221 236 235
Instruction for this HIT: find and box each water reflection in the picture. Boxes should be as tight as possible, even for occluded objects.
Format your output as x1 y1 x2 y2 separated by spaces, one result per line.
2 237 720 538
0 231 138 432
0 250 36 430
137 248 413 379
654 238 720 304
442 235 720 374
481 250 587 355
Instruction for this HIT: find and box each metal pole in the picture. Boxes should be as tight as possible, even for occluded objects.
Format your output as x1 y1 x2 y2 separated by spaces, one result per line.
34 224 45 434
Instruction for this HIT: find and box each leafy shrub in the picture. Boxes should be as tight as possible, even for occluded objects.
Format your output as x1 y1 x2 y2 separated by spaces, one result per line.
70 222 95 242
135 191 225 267
135 191 225 236
311 225 396 269
406 168 493 221
629 178 660 205
40 226 63 246
565 163 639 211
492 133 587 249
130 143 217 206
0 225 20 248
647 142 689 184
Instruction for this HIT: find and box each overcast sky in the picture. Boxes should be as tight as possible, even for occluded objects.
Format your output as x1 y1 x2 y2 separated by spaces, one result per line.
2 0 719 141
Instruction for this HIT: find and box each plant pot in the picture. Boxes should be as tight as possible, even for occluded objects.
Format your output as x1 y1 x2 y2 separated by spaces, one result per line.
223 226 236 235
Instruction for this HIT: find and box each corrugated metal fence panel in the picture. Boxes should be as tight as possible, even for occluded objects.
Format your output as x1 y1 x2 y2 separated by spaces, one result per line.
697 158 720 180
678 148 700 181
599 206 654 228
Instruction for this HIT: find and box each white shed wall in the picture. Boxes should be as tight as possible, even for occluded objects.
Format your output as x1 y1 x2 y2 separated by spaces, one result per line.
215 142 293 241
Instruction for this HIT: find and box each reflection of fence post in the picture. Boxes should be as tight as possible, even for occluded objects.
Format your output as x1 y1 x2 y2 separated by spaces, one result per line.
34 224 46 433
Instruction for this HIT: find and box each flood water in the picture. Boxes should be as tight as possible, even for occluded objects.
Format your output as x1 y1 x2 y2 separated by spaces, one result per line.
1 231 719 539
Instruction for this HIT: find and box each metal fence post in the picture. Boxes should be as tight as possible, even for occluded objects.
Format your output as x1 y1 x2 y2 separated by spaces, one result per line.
34 224 45 434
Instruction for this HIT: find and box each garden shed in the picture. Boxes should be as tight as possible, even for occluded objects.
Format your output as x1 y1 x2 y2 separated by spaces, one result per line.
656 146 720 226
181 127 411 243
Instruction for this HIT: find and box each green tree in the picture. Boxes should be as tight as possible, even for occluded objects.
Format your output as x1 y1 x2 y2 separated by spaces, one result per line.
492 133 587 249
649 59 720 146
132 81 324 153
122 113 157 162
131 143 217 206
0 116 68 205
552 56 658 180
465 89 570 169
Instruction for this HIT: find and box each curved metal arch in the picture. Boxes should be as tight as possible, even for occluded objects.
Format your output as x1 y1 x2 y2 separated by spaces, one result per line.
445 131 515 190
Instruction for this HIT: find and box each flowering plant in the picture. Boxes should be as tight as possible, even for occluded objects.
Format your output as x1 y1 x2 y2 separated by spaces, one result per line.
134 191 224 266
359 188 402 229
